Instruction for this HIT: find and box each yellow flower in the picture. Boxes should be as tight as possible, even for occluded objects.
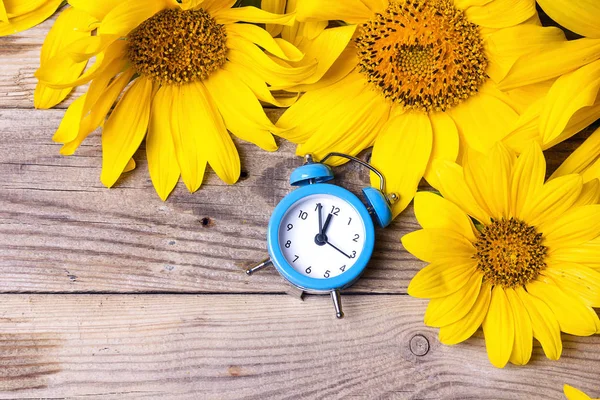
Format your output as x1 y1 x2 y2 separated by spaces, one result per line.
0 0 62 36
402 141 600 368
275 0 566 217
499 0 600 152
551 126 600 196
565 384 599 400
35 0 307 200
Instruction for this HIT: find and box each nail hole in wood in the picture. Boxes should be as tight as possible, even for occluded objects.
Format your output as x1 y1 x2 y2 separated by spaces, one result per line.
200 217 212 227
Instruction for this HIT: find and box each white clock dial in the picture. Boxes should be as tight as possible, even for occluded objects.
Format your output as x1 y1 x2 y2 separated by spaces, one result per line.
278 194 367 280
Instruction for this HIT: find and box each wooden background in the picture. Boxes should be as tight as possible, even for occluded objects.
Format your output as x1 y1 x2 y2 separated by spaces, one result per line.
0 15 599 400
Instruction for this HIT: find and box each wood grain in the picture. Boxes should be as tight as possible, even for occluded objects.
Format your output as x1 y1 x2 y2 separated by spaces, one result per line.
0 108 593 294
0 108 424 293
0 294 599 399
0 9 599 399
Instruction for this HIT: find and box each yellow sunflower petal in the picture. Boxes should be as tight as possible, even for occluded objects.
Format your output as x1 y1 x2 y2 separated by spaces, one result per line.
60 69 135 156
147 86 180 201
262 0 286 36
224 62 294 108
197 0 236 13
520 174 583 227
0 2 7 23
213 6 295 25
227 23 303 62
402 228 475 264
544 262 600 307
67 0 121 20
407 259 477 299
197 82 240 185
123 158 136 173
564 385 594 400
464 143 515 219
277 72 367 143
203 68 278 152
100 77 154 188
544 100 600 150
227 39 316 87
295 0 372 24
484 25 565 83
97 0 172 37
515 286 562 360
526 280 599 336
505 288 533 365
541 204 600 251
423 112 459 190
52 94 87 144
465 0 535 29
551 237 600 268
33 7 95 109
370 111 433 217
482 286 514 368
499 38 600 90
434 160 492 224
537 0 600 39
572 180 600 207
413 191 477 241
360 0 387 13
424 270 483 327
286 47 358 93
540 60 600 145
511 141 545 219
448 90 519 154
0 0 62 36
551 127 600 181
287 25 357 87
438 281 492 345
297 89 389 164
168 85 207 192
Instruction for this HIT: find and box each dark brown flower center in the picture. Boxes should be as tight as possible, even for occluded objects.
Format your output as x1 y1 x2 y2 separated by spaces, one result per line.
474 218 547 289
127 8 228 85
356 0 488 112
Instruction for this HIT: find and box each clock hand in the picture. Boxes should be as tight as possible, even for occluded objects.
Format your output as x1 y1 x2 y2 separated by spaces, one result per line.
326 240 352 259
322 213 333 235
317 203 323 235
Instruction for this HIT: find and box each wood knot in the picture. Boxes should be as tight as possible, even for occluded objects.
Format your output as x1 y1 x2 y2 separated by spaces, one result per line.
409 334 430 356
228 365 242 377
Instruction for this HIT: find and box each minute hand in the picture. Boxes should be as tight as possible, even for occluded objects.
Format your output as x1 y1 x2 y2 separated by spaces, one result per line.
326 240 352 259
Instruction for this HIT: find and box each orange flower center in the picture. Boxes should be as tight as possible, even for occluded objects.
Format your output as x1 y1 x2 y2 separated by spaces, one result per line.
127 8 228 85
474 218 547 288
356 0 488 112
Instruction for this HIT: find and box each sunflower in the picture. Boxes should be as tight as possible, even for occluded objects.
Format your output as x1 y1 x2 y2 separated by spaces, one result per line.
565 385 599 400
499 0 600 153
34 0 310 200
275 0 567 217
402 141 600 368
0 0 62 36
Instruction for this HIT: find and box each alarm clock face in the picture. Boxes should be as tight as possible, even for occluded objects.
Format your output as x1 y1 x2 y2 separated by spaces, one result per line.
277 194 367 280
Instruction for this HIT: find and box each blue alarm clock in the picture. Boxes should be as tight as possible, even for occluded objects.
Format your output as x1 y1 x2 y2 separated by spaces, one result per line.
246 153 397 318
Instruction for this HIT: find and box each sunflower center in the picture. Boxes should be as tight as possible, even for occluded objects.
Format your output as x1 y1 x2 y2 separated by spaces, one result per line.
127 8 227 85
356 0 488 112
474 218 547 289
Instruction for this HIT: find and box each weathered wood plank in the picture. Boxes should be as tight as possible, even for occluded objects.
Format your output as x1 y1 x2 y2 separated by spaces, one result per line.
0 109 594 293
0 294 598 399
0 109 422 293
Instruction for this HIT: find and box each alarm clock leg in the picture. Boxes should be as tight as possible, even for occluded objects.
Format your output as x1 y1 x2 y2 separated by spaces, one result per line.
330 289 344 319
245 258 273 275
